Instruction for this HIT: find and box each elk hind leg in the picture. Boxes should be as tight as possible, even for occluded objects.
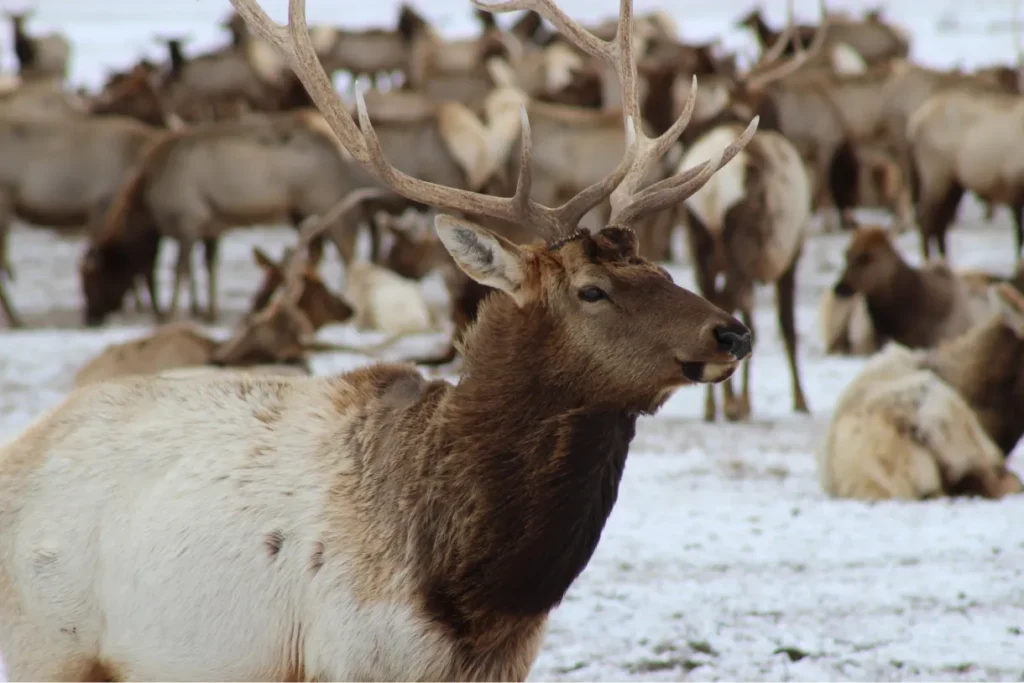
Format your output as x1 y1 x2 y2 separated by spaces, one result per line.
722 304 753 422
168 237 196 320
0 213 22 328
1011 200 1024 258
202 237 220 322
684 218 721 421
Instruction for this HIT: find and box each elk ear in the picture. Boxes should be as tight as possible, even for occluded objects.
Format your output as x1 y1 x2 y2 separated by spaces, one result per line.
434 214 527 302
252 246 278 272
990 283 1024 337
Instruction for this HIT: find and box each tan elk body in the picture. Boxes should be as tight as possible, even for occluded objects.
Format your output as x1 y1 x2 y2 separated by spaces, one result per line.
819 284 1024 500
0 0 759 679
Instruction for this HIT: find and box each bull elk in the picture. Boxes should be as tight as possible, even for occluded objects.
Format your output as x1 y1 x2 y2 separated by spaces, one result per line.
0 0 759 679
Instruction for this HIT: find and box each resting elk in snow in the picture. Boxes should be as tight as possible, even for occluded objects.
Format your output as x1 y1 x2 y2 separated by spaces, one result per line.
0 0 758 678
818 283 1024 501
828 226 992 350
75 220 354 388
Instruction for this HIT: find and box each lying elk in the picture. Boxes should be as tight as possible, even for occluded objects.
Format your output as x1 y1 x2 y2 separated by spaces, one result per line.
0 0 759 678
80 114 382 326
818 283 1024 500
0 114 159 328
907 84 1024 260
75 220 352 387
830 226 992 349
7 10 70 84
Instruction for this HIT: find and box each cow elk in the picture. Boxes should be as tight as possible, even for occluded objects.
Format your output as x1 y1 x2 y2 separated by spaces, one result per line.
0 0 759 679
906 85 1024 260
818 283 1024 500
830 226 993 349
0 114 159 328
679 120 812 421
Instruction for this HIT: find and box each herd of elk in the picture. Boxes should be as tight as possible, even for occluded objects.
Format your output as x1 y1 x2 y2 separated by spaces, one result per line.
1 1 1024 681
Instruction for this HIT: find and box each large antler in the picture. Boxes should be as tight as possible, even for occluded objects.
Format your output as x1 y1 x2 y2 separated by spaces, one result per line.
744 0 829 90
473 0 759 229
231 0 641 238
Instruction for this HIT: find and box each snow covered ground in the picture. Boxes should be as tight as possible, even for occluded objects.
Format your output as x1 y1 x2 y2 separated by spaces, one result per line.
1 0 1024 680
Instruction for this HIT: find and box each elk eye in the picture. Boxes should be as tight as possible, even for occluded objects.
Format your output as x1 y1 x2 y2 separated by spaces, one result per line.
578 285 608 302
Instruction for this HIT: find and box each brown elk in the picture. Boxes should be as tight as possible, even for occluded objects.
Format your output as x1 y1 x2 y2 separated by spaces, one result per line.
249 244 355 328
906 85 1024 260
0 0 759 679
831 226 991 349
6 10 70 84
0 114 159 328
75 220 352 388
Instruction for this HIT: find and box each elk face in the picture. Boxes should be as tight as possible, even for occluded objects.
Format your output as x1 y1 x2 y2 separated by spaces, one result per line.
833 227 900 298
211 303 314 367
250 246 354 329
437 216 752 409
79 243 139 327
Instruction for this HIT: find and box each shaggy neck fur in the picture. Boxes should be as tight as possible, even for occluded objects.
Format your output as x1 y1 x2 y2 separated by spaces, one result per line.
925 317 1024 455
863 259 954 348
354 292 639 675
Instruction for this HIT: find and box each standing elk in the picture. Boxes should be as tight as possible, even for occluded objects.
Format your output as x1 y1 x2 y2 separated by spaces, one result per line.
679 119 812 422
6 10 70 85
0 0 758 679
906 85 1024 261
0 114 159 328
818 283 1024 500
79 115 391 325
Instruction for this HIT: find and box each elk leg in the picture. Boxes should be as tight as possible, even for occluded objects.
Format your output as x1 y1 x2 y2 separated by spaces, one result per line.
722 285 752 423
918 181 963 261
168 238 194 320
0 209 22 328
202 237 219 322
685 222 720 422
1011 201 1024 257
777 253 809 414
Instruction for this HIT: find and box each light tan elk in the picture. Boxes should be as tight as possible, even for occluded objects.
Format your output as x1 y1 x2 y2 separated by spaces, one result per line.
312 6 415 87
907 85 1024 260
0 114 158 328
0 78 88 120
7 10 71 84
0 0 759 678
818 283 1024 500
80 112 373 325
75 220 353 388
679 120 811 422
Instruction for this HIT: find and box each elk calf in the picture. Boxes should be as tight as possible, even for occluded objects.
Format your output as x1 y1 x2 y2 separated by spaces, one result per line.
818 284 1024 500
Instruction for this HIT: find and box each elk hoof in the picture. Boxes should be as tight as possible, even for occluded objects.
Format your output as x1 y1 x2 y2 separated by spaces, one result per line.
723 396 750 422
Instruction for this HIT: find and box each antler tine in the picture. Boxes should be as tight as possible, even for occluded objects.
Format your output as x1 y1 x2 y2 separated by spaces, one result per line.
752 0 796 73
747 0 829 90
232 0 570 236
613 116 759 226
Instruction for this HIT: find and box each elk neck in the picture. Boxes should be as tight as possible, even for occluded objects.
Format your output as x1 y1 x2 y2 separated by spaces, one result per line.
863 258 947 347
357 291 637 655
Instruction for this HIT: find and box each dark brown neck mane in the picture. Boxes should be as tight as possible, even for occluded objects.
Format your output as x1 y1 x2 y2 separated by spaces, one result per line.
360 290 639 663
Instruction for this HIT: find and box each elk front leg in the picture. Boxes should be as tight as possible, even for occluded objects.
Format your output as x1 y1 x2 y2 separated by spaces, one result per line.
722 296 753 423
686 222 721 421
202 237 220 322
777 253 809 414
0 200 22 328
1011 201 1024 258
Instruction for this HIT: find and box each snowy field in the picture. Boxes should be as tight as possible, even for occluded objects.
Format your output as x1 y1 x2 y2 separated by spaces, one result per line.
1 0 1024 681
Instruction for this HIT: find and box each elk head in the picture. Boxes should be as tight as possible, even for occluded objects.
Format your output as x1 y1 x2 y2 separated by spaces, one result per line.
833 226 900 298
232 0 760 409
249 245 354 329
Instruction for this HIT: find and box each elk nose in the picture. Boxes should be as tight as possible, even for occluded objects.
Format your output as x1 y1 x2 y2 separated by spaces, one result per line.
714 325 752 360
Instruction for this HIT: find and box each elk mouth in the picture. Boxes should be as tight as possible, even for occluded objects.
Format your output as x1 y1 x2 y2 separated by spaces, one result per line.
680 360 738 384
